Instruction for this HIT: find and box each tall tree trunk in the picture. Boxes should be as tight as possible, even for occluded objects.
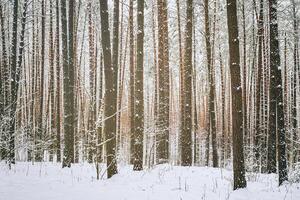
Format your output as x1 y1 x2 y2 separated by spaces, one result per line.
204 0 218 168
242 0 248 154
176 0 185 166
291 0 299 164
112 0 120 160
8 0 19 167
87 2 96 163
36 0 46 162
181 0 193 166
129 0 135 164
156 0 170 164
226 0 247 190
0 4 8 159
254 0 264 171
219 46 226 167
48 0 55 162
61 0 75 167
268 0 288 185
55 0 61 162
133 0 144 171
99 0 118 178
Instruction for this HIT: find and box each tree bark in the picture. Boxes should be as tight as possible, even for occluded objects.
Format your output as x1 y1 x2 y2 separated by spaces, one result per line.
133 0 144 171
181 0 193 166
99 0 118 178
226 0 247 190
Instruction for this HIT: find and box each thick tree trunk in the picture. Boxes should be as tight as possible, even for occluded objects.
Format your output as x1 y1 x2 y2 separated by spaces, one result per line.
226 0 247 190
61 0 75 167
99 0 118 178
156 0 170 164
268 0 288 185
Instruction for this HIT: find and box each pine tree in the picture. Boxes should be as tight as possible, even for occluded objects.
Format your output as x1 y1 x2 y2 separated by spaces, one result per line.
156 0 170 164
268 0 288 185
129 0 135 164
99 0 118 178
181 0 193 166
61 0 75 167
226 0 247 190
8 0 19 167
133 0 144 171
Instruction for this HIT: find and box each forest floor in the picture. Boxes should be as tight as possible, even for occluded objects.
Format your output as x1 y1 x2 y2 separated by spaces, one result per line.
0 162 300 200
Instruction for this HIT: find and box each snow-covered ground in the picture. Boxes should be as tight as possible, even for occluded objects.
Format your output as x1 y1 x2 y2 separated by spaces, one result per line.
0 162 299 200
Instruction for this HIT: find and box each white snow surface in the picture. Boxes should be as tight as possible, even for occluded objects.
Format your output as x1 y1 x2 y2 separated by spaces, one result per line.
0 162 299 200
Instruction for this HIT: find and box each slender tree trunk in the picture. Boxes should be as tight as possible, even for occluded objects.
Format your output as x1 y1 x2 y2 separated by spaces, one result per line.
0 4 8 159
49 0 55 162
8 0 19 167
176 0 185 166
204 0 218 168
133 0 144 171
112 0 120 160
254 0 264 171
129 0 135 164
181 0 193 166
292 0 299 164
242 0 248 153
87 2 96 163
55 0 61 162
36 0 46 162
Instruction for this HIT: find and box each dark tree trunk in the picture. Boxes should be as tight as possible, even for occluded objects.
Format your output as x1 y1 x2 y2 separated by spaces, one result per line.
112 0 120 161
133 0 144 171
8 0 19 167
87 2 96 163
48 0 55 162
204 0 218 168
55 0 61 162
268 0 288 185
226 0 247 190
181 0 193 166
254 0 264 171
129 0 135 164
99 0 118 178
156 0 170 164
61 0 75 167
0 4 8 159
